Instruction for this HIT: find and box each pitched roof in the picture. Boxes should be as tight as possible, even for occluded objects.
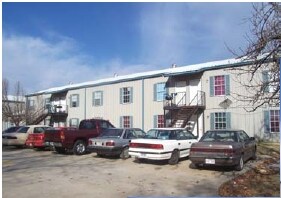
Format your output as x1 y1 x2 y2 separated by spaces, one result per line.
27 57 252 96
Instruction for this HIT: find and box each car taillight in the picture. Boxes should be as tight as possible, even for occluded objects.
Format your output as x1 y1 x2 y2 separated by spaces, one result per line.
60 131 65 141
88 140 93 145
106 141 115 146
224 149 234 157
129 143 163 149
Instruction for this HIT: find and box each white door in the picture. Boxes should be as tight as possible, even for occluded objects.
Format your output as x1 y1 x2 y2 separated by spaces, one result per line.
175 81 186 105
189 79 201 105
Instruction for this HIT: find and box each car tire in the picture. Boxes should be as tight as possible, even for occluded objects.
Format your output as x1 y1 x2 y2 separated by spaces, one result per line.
73 140 86 155
97 153 105 158
235 155 244 171
54 147 66 154
120 147 129 160
168 150 179 165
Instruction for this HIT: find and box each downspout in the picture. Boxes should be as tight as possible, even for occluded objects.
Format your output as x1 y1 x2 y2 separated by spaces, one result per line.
142 79 144 131
84 88 87 119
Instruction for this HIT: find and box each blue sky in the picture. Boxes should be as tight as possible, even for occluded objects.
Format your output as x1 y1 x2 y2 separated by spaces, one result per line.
2 2 253 93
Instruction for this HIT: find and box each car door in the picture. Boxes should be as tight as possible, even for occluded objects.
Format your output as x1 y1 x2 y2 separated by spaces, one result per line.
175 130 192 157
237 131 253 160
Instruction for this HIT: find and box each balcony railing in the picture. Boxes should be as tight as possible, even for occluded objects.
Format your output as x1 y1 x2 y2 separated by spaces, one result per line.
164 91 205 109
45 104 68 114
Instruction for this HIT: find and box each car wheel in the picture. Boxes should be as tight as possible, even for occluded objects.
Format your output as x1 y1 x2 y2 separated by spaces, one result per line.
54 147 66 154
235 155 244 171
168 150 179 165
97 153 105 158
73 140 86 155
120 147 129 160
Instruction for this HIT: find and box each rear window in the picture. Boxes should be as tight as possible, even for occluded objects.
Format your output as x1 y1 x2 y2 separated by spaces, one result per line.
100 129 123 138
17 127 30 133
79 121 96 130
200 131 238 142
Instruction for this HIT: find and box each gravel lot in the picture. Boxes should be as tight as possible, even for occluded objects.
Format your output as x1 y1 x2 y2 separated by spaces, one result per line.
2 147 257 198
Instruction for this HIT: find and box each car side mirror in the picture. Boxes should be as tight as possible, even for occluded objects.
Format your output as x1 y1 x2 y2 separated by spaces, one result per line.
249 137 255 141
194 136 198 139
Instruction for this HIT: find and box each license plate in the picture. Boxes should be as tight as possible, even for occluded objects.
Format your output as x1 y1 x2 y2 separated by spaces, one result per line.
140 153 146 157
205 159 215 164
96 142 103 146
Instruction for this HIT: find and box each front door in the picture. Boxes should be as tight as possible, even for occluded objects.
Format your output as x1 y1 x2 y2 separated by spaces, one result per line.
189 79 201 105
175 81 186 106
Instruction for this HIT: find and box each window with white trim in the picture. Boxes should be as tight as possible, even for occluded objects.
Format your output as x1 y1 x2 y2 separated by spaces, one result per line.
28 99 35 109
210 75 230 96
154 83 166 101
264 110 280 133
154 115 165 128
120 87 133 104
69 118 79 127
210 112 231 130
93 91 103 106
120 116 133 128
70 94 79 107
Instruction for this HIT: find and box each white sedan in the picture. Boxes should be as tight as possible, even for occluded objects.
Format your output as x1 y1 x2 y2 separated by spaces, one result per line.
129 128 198 165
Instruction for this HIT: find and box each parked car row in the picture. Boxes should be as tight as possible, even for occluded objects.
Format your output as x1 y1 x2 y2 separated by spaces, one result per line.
2 119 257 171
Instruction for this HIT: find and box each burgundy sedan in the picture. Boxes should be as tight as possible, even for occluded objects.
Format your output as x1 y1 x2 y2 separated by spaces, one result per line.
189 130 256 171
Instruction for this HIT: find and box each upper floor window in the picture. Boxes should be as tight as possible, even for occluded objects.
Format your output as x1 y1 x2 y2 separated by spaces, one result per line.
210 75 230 96
70 94 79 107
262 71 278 93
120 87 133 104
93 91 103 106
28 99 35 109
264 110 280 133
210 112 231 130
154 82 166 101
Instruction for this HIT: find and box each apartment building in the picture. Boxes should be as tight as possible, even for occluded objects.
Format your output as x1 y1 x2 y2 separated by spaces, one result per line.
26 57 280 141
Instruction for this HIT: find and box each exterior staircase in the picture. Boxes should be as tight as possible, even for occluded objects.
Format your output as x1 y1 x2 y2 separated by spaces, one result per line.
164 91 205 128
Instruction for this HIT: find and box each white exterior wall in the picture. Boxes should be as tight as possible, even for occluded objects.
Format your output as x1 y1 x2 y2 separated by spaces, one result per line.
202 67 279 141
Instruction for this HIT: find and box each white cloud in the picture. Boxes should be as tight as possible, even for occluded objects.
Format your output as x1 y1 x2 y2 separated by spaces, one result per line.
2 33 154 93
138 3 252 66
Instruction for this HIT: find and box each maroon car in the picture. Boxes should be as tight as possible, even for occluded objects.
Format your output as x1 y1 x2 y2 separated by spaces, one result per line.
189 129 256 171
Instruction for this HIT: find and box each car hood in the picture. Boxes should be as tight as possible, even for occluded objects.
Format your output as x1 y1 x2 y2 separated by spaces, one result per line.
2 132 27 138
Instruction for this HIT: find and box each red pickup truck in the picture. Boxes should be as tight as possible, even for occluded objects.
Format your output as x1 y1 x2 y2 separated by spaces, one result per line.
44 119 115 155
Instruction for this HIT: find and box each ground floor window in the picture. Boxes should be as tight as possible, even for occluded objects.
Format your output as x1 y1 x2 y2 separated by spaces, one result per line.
69 118 79 127
120 116 133 128
154 115 165 128
264 110 280 133
210 112 231 130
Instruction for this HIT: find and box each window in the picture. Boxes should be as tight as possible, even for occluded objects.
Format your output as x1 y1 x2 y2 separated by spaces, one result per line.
69 118 79 127
264 110 280 133
79 120 95 129
28 99 35 109
262 71 278 93
154 83 166 101
93 91 103 106
70 94 79 107
210 75 230 96
154 115 165 128
120 87 133 104
120 116 133 128
210 112 231 130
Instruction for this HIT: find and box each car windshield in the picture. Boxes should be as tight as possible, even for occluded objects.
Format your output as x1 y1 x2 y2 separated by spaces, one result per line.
200 131 238 142
144 129 178 140
16 127 30 133
100 129 123 138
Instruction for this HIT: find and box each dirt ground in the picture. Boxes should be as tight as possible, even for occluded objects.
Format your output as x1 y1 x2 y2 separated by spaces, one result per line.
219 142 280 197
2 146 259 198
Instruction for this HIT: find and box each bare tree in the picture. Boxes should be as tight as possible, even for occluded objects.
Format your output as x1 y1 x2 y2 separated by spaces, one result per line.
2 79 26 126
2 79 47 126
230 2 280 111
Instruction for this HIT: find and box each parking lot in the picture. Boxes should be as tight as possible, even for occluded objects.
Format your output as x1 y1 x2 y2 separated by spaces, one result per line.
2 147 257 198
